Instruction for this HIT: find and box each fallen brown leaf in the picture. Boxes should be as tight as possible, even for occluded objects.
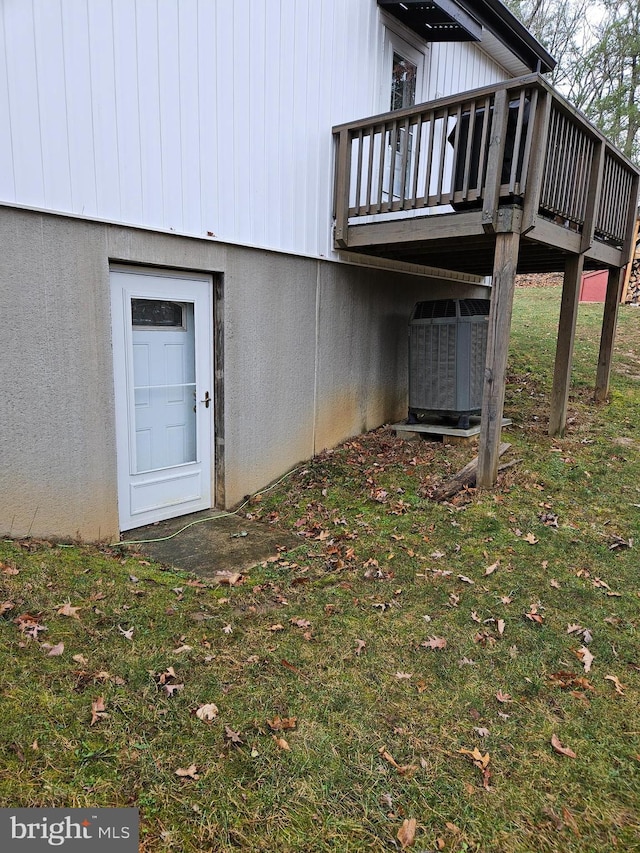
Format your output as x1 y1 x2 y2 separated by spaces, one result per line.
90 696 107 726
267 716 297 731
605 674 625 695
459 747 490 770
57 601 81 619
551 733 576 758
473 631 496 646
157 666 178 684
609 535 633 551
379 747 416 776
355 639 366 656
575 646 594 673
548 671 594 691
397 817 417 849
94 670 124 685
496 690 512 703
14 613 47 638
213 570 242 586
525 606 544 624
175 764 199 780
421 636 447 650
195 703 219 722
289 618 311 629
273 736 290 751
224 725 243 744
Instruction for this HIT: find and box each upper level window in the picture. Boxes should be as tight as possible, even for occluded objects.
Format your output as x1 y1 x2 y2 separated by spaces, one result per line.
382 22 427 113
391 52 417 110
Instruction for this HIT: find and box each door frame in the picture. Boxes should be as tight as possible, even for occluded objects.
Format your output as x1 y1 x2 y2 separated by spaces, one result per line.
380 16 429 112
110 264 215 531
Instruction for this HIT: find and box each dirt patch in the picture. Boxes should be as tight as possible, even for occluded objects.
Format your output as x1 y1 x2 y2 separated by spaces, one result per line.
516 272 563 288
613 436 638 449
120 510 300 578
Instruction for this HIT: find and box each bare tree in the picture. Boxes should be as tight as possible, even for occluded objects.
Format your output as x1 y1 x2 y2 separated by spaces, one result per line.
505 0 640 162
579 1 640 161
505 0 590 91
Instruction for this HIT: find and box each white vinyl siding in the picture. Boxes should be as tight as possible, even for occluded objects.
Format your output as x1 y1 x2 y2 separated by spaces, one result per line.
428 41 508 100
0 0 512 259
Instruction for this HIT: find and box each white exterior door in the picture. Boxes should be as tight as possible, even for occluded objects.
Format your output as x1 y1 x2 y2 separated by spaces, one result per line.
382 26 428 203
110 268 213 531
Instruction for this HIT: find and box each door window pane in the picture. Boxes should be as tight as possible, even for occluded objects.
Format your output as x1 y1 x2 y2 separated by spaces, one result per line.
132 299 185 328
131 301 196 473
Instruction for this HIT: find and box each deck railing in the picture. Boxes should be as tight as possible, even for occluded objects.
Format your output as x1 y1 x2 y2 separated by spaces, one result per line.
333 74 639 255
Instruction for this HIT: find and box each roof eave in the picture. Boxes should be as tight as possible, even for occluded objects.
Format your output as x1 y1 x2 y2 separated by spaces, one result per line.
457 0 556 73
378 0 556 74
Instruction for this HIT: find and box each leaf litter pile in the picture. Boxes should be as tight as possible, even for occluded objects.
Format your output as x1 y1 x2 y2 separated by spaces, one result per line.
1 289 640 852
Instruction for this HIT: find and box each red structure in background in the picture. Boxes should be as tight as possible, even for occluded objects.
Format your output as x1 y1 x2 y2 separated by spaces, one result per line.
580 270 609 302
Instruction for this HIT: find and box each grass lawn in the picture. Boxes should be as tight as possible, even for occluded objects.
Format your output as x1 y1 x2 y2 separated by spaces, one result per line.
2 287 640 852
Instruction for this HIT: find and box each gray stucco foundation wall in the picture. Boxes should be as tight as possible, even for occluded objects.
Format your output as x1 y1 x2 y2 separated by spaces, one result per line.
1 209 117 541
1 205 488 541
313 263 488 452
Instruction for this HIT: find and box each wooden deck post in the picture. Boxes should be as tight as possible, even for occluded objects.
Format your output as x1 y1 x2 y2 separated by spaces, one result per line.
334 128 351 249
594 266 625 403
548 254 584 436
477 231 520 488
481 89 509 234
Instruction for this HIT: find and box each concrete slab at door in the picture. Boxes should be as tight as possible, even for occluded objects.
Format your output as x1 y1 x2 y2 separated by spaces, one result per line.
110 268 213 531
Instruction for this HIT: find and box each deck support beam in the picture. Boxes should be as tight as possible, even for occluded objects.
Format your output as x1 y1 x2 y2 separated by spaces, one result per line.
477 231 520 488
594 266 625 403
548 254 584 436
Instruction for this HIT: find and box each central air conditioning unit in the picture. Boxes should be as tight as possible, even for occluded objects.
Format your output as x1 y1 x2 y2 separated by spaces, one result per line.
408 298 490 429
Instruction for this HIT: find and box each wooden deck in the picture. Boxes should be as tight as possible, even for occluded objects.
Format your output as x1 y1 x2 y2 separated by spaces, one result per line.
333 74 639 275
332 75 640 488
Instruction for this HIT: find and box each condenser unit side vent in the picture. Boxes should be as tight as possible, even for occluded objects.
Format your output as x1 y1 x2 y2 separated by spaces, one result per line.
408 298 490 422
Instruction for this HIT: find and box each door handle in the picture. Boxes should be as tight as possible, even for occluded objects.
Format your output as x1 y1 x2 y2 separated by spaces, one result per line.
200 391 211 408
